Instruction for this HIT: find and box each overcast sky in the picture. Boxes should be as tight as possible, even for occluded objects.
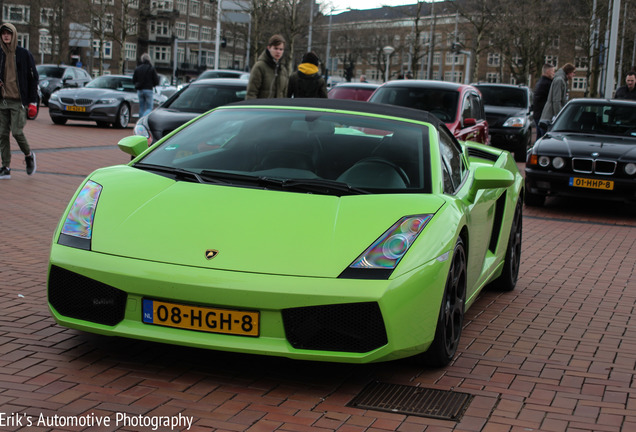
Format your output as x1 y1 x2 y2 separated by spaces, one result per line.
322 0 416 13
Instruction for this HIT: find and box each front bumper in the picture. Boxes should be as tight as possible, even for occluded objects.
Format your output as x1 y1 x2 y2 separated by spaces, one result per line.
525 167 636 203
48 243 449 363
48 101 127 123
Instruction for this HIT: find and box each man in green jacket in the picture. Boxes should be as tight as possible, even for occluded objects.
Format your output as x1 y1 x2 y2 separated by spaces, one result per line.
246 34 289 99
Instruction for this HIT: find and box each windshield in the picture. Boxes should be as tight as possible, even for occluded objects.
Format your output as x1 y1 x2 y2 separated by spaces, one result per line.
165 84 247 113
551 102 636 137
477 86 527 108
139 107 431 194
86 76 136 92
37 66 64 79
370 87 458 123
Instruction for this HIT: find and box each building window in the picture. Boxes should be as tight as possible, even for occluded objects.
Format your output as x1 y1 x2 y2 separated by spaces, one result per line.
125 42 137 60
149 45 171 63
575 57 588 70
3 4 30 24
93 14 114 33
40 34 52 54
126 17 138 35
544 55 558 67
201 26 212 42
203 2 212 18
445 52 464 65
190 0 200 16
188 24 199 40
572 77 587 91
444 71 463 83
433 52 441 66
487 53 500 67
16 33 29 50
175 22 186 39
92 0 115 4
150 20 171 37
176 0 187 13
486 72 500 83
129 0 139 8
92 40 113 59
40 8 55 26
151 0 173 10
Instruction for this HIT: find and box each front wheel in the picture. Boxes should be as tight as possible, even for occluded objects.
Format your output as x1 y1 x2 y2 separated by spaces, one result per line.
421 237 466 368
51 117 67 125
113 103 130 129
491 200 522 291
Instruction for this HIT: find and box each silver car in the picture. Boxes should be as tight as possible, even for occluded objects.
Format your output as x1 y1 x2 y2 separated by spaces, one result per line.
48 75 162 128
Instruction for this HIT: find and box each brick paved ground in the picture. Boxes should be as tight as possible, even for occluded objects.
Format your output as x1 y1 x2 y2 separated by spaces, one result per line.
0 110 635 432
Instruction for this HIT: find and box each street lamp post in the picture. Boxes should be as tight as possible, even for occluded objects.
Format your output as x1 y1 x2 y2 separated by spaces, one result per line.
38 28 49 64
383 45 394 82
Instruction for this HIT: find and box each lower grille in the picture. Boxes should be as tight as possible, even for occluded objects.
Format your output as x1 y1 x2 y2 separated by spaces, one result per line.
282 302 387 353
48 265 127 326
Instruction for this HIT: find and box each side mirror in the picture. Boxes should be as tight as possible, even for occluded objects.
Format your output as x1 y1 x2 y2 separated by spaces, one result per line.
466 166 514 202
463 118 477 127
118 135 149 158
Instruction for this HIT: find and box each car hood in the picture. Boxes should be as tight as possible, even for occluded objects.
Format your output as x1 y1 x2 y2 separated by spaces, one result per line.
536 132 636 160
484 105 528 117
85 166 445 278
55 88 127 99
147 108 200 139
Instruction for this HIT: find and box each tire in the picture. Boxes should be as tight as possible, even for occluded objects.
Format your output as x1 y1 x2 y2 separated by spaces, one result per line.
514 141 527 163
113 103 130 129
490 200 522 291
51 117 67 125
421 237 467 368
524 191 545 207
96 121 111 128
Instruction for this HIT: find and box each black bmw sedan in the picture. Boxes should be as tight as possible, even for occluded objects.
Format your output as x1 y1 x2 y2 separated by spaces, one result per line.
525 98 636 206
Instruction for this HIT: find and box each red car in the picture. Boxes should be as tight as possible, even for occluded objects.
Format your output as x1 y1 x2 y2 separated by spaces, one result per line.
368 80 489 145
328 83 380 101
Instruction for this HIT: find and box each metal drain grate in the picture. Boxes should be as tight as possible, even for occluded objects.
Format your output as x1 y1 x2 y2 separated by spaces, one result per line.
347 381 473 421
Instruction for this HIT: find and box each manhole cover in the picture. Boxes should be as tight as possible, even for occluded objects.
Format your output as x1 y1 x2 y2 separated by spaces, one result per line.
347 381 473 421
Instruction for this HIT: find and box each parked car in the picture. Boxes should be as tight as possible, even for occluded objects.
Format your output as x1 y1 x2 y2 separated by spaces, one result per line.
328 83 380 101
48 75 162 128
36 64 92 106
368 80 490 145
196 69 250 80
48 98 523 367
155 73 179 99
134 78 248 145
525 98 636 206
473 83 533 162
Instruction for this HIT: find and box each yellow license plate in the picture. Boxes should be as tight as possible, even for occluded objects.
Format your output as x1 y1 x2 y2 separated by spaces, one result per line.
65 105 86 112
142 299 259 337
569 177 614 190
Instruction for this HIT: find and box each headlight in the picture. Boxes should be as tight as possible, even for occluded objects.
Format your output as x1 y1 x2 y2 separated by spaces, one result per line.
49 92 59 101
40 80 50 88
96 98 117 104
349 215 433 270
552 157 565 169
625 163 636 175
503 116 526 128
58 180 102 250
538 156 550 167
134 119 153 146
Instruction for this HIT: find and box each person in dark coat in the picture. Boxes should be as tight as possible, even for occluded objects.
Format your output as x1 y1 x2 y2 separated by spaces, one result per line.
614 71 636 100
132 53 159 117
532 64 555 140
287 51 327 98
246 34 288 99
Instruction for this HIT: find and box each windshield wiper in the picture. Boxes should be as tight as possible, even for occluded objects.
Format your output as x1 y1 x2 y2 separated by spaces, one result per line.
200 170 368 196
134 163 207 183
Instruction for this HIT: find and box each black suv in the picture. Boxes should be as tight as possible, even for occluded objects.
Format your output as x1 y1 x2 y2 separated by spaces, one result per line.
37 64 92 106
472 83 533 162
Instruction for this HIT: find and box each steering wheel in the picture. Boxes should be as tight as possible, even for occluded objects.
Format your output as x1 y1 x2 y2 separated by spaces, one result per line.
356 157 411 187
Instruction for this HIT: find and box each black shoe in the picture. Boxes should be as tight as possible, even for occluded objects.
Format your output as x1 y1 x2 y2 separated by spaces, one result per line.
25 152 36 175
0 166 10 179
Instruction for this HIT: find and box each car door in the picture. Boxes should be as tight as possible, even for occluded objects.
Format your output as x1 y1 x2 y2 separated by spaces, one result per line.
455 91 488 144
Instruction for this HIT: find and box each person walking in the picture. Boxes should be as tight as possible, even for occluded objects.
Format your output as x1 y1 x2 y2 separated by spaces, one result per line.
0 23 39 180
614 71 636 100
132 53 159 118
532 64 555 140
287 51 327 98
246 34 289 99
540 63 576 128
